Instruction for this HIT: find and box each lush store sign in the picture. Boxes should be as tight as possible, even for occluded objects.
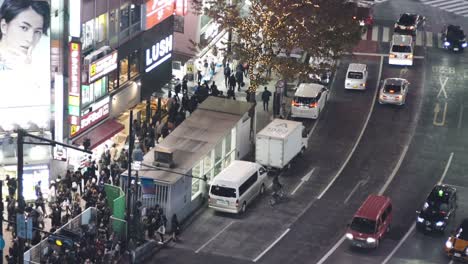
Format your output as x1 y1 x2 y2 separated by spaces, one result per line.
145 34 173 73
68 41 81 137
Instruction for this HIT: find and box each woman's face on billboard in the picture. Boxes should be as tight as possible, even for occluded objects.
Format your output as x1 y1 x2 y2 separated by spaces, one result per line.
0 7 44 57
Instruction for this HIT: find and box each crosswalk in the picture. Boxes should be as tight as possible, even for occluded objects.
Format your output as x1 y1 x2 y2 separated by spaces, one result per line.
361 25 445 48
420 0 468 17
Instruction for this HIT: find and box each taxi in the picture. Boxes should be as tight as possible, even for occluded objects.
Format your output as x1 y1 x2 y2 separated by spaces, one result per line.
445 219 468 261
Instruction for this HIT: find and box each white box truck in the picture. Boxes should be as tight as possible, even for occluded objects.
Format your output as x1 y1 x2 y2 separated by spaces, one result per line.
256 119 308 170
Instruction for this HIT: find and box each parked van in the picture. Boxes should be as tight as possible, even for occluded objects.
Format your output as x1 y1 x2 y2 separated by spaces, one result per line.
389 34 414 66
346 195 393 248
345 63 368 90
291 83 329 119
208 160 268 214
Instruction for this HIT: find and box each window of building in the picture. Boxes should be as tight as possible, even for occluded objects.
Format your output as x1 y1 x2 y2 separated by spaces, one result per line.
129 50 140 78
81 77 108 108
82 19 94 50
119 58 129 84
120 4 130 31
130 4 141 24
191 160 202 199
95 13 108 44
174 15 185 33
108 70 118 92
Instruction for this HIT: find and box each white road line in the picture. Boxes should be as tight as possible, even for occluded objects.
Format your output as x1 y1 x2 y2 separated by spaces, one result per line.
253 228 290 262
361 29 368 40
308 119 320 139
426 32 433 47
350 52 424 59
437 33 444 48
291 168 315 195
458 9 468 15
382 223 416 264
195 221 234 253
378 145 409 195
433 0 460 7
344 180 363 204
438 152 454 184
416 31 423 46
443 2 467 10
372 26 379 42
458 104 464 130
316 235 347 264
382 27 390 42
317 56 383 199
449 5 468 12
425 0 449 4
449 260 454 264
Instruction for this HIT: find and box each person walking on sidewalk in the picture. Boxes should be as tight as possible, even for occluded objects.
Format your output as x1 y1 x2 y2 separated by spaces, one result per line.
235 69 244 92
171 214 181 242
262 87 272 111
228 73 236 91
224 64 231 87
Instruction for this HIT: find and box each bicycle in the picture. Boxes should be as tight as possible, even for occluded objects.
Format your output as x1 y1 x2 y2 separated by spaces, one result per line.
269 188 286 206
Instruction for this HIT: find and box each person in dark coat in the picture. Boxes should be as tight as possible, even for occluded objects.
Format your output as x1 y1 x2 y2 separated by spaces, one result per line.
227 88 236 100
174 82 181 98
210 81 219 96
182 78 188 94
261 87 272 111
235 70 244 91
171 214 181 242
228 74 237 91
189 95 198 113
224 64 231 87
181 93 189 113
6 175 16 197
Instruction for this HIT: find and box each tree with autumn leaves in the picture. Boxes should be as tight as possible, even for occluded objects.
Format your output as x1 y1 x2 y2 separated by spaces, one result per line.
193 0 362 97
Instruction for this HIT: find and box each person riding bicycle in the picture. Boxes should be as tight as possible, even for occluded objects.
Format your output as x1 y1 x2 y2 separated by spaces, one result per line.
272 175 283 195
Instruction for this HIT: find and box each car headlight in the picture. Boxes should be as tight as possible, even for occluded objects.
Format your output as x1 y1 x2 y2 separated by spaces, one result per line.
366 237 376 243
465 248 468 255
462 43 467 48
446 239 453 249
444 41 451 47
346 233 353 240
417 216 424 223
436 221 445 227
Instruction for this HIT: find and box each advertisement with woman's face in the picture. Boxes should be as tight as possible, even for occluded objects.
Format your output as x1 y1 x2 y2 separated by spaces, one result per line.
0 0 51 131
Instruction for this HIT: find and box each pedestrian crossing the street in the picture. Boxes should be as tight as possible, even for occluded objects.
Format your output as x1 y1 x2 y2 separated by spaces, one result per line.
420 0 468 17
361 25 445 48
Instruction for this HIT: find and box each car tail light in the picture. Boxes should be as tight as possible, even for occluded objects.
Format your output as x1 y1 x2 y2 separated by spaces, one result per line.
405 54 413 59
382 95 387 98
208 196 211 204
292 101 299 107
353 16 357 20
409 26 415 30
395 95 401 100
389 54 396 58
361 83 366 87
235 199 239 208
309 102 317 108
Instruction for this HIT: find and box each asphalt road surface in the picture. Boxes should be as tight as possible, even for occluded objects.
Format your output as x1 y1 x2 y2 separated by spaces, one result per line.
147 0 468 263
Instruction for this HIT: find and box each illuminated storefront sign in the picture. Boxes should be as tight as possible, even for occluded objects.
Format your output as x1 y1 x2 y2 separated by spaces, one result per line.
146 0 174 30
175 0 188 16
145 34 173 73
80 97 110 132
68 41 81 137
88 51 117 83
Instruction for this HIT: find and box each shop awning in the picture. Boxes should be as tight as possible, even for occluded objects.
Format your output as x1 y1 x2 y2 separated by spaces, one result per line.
73 119 125 150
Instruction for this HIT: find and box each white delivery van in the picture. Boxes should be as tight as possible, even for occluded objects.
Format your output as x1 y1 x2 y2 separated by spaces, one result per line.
388 34 414 66
345 63 368 90
256 119 308 170
208 160 267 214
291 83 329 119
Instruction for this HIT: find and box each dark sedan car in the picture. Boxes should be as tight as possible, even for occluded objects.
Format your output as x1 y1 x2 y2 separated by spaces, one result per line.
416 185 457 233
394 13 424 36
442 25 467 52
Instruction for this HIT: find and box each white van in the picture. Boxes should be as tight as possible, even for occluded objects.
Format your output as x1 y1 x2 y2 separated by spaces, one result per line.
388 35 414 66
345 63 368 90
209 160 267 214
291 83 329 119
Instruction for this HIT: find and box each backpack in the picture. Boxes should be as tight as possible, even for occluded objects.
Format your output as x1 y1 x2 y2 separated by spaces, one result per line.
224 67 231 76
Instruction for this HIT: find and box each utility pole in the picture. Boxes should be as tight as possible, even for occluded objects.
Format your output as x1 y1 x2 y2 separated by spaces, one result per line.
17 130 25 264
126 110 134 247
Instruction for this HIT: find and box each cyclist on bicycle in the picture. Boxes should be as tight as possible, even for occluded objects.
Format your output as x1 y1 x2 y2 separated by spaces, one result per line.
272 175 283 196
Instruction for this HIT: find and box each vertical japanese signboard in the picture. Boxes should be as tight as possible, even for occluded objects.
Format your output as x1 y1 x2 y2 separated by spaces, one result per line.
68 41 81 137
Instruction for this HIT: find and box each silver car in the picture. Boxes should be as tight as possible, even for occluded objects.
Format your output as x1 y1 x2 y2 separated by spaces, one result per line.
378 78 409 105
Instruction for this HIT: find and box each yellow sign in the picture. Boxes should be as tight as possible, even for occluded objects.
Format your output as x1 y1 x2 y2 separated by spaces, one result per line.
90 63 97 76
70 125 80 136
186 63 194 74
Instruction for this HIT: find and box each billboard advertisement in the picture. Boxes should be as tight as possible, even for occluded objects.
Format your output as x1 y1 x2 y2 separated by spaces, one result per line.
0 0 51 131
146 0 174 30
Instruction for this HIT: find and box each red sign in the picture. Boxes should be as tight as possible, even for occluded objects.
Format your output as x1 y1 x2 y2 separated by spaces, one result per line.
79 97 110 133
175 0 187 16
146 0 174 29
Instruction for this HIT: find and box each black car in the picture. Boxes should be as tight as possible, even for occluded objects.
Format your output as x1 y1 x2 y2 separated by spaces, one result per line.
394 13 425 36
442 25 467 52
416 185 457 233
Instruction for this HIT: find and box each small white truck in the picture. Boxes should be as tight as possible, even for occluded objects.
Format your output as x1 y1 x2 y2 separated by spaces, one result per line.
255 119 308 170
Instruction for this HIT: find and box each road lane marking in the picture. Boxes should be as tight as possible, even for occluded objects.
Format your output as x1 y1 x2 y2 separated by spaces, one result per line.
438 152 454 184
416 31 423 46
291 168 315 195
253 228 290 262
458 104 464 131
349 52 424 59
378 145 409 195
316 235 347 264
195 221 234 253
382 27 390 42
344 180 364 204
317 55 383 197
308 119 320 139
437 76 449 98
382 223 416 264
372 26 379 41
426 32 433 47
433 101 448 126
438 33 443 48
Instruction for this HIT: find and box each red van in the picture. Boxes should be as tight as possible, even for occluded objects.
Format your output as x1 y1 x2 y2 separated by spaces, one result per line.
346 195 393 248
